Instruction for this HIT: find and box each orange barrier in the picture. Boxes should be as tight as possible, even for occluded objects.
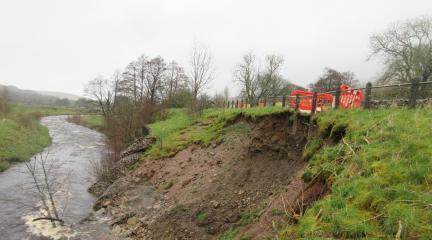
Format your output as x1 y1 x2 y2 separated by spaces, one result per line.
290 85 363 111
289 90 333 111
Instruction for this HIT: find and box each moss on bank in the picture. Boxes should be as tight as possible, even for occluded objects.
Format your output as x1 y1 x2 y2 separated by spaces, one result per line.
283 107 432 239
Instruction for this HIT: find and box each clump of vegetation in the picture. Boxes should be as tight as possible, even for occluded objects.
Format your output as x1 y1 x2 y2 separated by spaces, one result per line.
282 107 432 239
196 211 208 224
219 209 261 240
145 107 290 159
302 139 323 160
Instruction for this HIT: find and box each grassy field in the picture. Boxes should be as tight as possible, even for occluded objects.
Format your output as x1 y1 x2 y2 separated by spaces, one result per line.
146 107 290 158
10 103 79 116
67 114 106 132
0 104 79 171
282 107 432 239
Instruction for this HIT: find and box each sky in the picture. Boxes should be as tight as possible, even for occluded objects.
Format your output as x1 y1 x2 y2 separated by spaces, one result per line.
1 0 431 97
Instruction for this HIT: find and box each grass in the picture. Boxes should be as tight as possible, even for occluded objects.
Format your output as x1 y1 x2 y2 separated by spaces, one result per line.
219 209 261 240
282 106 432 239
145 107 291 159
10 103 79 116
0 104 79 171
0 118 50 171
67 114 106 132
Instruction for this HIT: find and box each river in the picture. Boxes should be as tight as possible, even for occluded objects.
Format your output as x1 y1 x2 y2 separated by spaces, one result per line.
0 116 111 240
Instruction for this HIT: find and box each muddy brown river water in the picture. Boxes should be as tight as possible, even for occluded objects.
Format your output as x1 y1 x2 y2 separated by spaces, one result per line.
0 116 110 240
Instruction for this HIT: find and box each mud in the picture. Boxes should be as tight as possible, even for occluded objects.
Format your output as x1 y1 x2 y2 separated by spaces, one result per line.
94 112 329 239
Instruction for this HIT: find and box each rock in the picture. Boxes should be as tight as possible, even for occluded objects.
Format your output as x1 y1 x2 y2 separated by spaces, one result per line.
120 136 156 158
181 178 193 187
271 135 280 143
111 212 136 225
238 190 245 195
102 200 112 207
127 217 138 226
207 226 217 235
95 208 106 216
208 151 216 156
112 225 122 235
94 177 130 211
210 200 220 208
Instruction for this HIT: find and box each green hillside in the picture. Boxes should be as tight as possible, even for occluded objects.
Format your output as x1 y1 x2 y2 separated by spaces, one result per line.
283 107 432 239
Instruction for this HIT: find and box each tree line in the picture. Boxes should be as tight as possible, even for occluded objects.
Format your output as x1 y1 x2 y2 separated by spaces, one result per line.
234 16 432 98
84 44 215 162
85 15 432 170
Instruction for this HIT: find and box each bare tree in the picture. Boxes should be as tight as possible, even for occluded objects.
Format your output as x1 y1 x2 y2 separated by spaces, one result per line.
234 51 258 103
146 56 167 104
121 61 139 103
24 153 68 227
163 61 187 102
256 54 284 99
84 76 115 118
188 43 214 108
370 16 432 84
135 55 148 101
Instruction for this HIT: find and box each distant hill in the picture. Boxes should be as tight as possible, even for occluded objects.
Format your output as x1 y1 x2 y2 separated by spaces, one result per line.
37 91 82 101
0 84 79 105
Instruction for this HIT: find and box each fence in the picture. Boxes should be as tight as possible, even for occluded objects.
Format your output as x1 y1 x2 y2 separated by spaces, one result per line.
223 79 432 138
223 80 432 112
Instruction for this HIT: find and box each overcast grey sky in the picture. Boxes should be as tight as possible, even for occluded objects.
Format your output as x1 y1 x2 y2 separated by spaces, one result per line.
1 0 431 96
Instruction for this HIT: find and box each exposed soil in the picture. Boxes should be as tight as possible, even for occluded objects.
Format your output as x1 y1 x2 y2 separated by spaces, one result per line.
94 113 329 239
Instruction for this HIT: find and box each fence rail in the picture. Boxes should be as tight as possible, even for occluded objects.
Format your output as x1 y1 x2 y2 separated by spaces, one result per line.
223 80 432 111
223 79 432 139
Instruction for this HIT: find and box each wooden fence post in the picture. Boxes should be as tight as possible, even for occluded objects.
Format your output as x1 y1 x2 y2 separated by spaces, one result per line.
291 94 300 134
409 78 420 108
311 92 317 115
231 100 235 109
334 85 341 109
282 95 286 107
363 82 372 109
308 92 318 139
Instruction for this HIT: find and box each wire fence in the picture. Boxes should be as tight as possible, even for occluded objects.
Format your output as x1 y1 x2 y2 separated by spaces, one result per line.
223 79 432 113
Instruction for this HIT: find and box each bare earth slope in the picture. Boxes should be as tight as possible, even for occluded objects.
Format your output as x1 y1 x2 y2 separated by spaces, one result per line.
91 111 327 240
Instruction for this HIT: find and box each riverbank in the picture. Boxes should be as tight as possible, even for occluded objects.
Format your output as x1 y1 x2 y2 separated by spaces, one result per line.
91 106 432 239
0 104 79 171
0 115 110 240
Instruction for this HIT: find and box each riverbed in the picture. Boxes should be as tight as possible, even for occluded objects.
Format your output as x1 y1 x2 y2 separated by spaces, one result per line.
0 116 110 240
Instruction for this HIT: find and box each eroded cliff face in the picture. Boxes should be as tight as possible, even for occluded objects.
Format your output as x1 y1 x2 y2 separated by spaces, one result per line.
90 113 326 240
